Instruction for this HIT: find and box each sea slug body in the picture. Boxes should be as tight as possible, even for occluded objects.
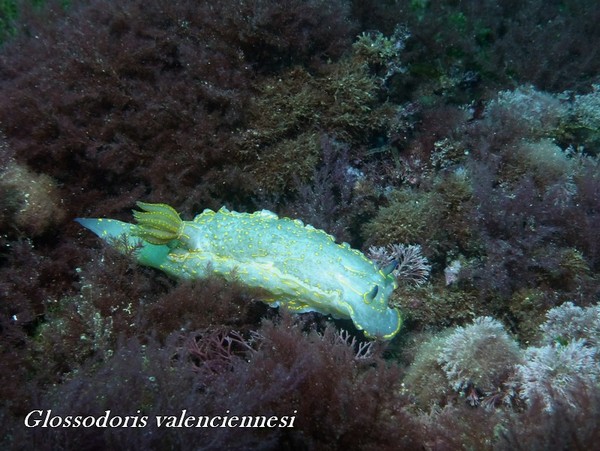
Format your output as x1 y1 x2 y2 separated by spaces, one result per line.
76 202 402 339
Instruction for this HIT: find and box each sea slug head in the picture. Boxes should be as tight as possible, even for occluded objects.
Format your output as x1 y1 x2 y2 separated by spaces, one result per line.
351 278 402 340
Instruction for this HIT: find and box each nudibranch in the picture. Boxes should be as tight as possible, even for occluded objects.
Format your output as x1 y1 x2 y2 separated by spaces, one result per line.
76 202 402 339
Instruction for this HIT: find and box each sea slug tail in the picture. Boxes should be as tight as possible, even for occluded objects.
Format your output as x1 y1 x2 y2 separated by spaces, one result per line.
75 217 135 243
